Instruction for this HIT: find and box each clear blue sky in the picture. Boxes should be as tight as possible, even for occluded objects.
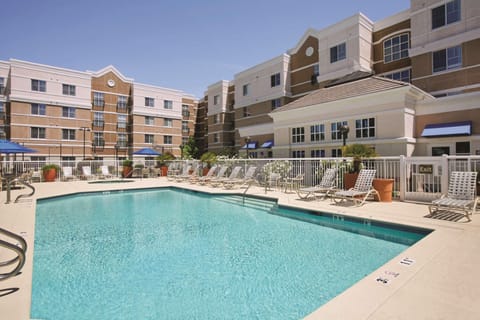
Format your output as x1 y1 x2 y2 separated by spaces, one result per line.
2 0 410 98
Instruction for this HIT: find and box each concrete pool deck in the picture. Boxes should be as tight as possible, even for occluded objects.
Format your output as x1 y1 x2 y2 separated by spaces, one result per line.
1 178 479 319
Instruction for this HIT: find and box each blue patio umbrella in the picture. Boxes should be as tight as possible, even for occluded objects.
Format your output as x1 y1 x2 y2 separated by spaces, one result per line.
0 139 37 154
132 147 161 156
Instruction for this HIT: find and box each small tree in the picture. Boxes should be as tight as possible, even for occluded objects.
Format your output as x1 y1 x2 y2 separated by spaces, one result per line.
200 151 217 168
182 136 199 159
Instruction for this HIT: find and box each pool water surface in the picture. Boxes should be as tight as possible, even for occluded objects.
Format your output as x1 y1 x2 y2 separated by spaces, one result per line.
32 188 427 319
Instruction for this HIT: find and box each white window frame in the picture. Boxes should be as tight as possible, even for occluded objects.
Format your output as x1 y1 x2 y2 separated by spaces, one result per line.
242 84 249 96
432 0 461 30
433 45 462 73
31 103 46 116
163 100 173 109
383 33 409 63
145 134 154 144
291 127 305 144
355 118 376 139
145 116 154 125
62 106 76 118
117 114 127 128
93 92 104 106
330 42 346 63
163 135 172 144
213 95 219 105
164 118 173 127
384 69 411 83
145 97 155 107
62 129 76 140
62 84 76 96
270 73 280 87
331 121 348 140
31 127 46 139
31 79 46 92
310 124 325 142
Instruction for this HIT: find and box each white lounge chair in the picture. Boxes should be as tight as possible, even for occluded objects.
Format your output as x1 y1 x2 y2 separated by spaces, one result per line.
199 165 228 186
192 165 217 184
62 166 75 181
81 166 95 180
223 166 257 189
428 171 478 221
100 165 113 179
175 165 193 182
297 168 338 200
334 169 379 206
210 166 242 187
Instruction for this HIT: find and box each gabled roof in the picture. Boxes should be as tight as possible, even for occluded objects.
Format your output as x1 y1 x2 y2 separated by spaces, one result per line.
87 65 134 83
272 76 411 113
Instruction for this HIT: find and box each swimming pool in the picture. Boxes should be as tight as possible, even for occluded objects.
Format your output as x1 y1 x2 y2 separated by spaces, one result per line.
32 188 429 319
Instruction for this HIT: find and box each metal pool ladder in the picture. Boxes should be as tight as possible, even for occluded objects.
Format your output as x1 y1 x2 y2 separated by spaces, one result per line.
5 178 35 204
0 227 27 281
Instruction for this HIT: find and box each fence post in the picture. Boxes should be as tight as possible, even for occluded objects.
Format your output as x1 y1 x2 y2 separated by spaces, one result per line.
441 155 449 195
399 155 406 201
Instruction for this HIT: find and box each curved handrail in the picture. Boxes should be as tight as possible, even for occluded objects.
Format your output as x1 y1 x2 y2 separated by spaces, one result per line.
14 179 35 203
5 178 35 204
0 228 27 281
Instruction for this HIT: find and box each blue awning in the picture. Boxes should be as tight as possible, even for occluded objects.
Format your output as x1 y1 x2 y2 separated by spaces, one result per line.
421 121 472 137
261 140 274 148
242 142 258 149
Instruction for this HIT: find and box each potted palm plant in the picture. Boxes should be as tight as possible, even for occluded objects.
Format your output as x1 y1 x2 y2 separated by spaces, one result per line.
42 164 60 182
156 152 175 176
200 151 217 176
342 144 377 189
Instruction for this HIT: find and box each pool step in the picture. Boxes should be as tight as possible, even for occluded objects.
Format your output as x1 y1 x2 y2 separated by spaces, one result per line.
213 195 277 212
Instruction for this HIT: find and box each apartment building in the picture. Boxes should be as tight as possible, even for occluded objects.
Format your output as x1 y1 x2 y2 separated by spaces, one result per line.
205 80 236 154
205 0 479 158
0 59 197 161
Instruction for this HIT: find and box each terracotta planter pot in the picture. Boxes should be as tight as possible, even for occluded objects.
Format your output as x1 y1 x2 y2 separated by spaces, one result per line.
202 167 210 176
373 178 394 202
343 173 358 190
161 166 168 177
122 166 133 178
43 169 57 182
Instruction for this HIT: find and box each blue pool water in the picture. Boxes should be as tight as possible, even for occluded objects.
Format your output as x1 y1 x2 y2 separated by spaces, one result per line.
32 188 428 319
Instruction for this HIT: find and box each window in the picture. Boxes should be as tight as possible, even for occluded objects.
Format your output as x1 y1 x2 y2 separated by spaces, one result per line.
456 141 470 155
213 114 220 124
213 133 219 143
163 135 172 144
433 45 462 73
182 136 189 145
62 107 75 118
0 102 4 114
145 97 155 107
164 118 173 127
145 134 154 144
182 104 190 117
62 129 76 140
117 114 127 129
313 64 320 76
145 116 154 125
384 33 409 63
331 121 348 140
355 118 375 138
242 84 249 96
432 146 450 156
271 98 281 110
330 42 346 63
384 69 411 83
93 92 104 107
432 0 461 29
243 107 251 117
117 96 128 110
0 77 5 95
331 149 342 157
213 95 219 105
163 100 173 109
62 84 76 96
292 150 305 158
31 79 46 92
31 127 46 139
31 103 46 115
182 121 189 133
310 124 325 142
311 149 325 158
93 132 104 147
270 73 280 87
117 133 128 147
93 112 104 127
292 127 305 143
